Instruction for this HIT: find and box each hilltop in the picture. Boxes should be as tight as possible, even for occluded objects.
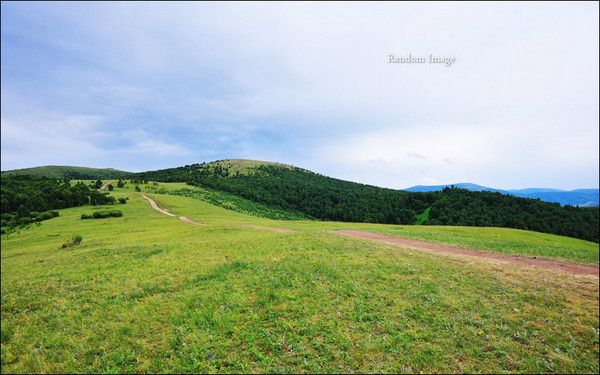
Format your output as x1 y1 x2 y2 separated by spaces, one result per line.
2 165 131 180
136 159 599 242
2 159 598 242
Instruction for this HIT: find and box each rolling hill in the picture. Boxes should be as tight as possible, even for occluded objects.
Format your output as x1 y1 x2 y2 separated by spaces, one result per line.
135 159 599 242
405 183 599 207
1 165 131 179
2 160 598 242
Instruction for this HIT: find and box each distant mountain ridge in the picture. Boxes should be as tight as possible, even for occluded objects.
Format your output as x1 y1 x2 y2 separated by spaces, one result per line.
2 165 131 179
3 165 598 207
2 160 598 242
405 183 599 207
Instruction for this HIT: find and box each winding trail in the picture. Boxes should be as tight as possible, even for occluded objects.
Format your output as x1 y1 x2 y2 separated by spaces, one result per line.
179 216 205 226
334 230 599 277
142 194 205 225
141 194 293 231
142 194 176 217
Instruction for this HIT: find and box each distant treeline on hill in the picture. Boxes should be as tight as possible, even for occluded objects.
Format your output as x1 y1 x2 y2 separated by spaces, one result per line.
2 166 130 180
137 163 599 243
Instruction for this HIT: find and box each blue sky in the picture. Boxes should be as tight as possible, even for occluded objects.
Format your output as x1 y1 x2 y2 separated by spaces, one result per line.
1 2 598 190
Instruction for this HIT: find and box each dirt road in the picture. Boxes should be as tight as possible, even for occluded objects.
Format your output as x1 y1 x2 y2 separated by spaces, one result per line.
141 194 294 231
142 194 206 225
179 216 205 225
142 194 176 217
335 230 599 277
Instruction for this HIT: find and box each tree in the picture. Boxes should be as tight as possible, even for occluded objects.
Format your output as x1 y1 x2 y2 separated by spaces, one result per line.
16 205 29 218
94 179 102 189
107 184 114 191
117 179 125 188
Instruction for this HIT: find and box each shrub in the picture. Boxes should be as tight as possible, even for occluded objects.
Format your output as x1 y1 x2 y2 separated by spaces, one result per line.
107 184 114 191
61 234 83 248
135 185 141 192
117 179 125 188
118 197 127 204
93 210 123 219
82 210 122 219
89 191 116 205
35 211 59 221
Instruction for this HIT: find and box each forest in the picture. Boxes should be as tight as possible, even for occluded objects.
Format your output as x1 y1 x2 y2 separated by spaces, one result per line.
138 163 599 242
0 174 115 231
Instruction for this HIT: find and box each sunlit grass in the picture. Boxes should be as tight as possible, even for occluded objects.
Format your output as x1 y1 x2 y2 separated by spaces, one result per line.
2 183 598 373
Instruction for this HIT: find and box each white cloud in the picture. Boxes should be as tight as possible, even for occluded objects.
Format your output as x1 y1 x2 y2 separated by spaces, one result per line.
1 2 598 188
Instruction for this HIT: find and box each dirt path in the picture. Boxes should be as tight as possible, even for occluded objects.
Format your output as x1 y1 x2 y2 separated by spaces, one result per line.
142 194 176 217
99 183 110 190
334 230 599 277
141 194 291 230
179 216 205 225
142 194 207 225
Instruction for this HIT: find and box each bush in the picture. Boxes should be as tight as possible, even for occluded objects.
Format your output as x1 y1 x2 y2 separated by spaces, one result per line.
135 185 141 192
35 211 59 221
72 234 83 245
118 197 127 204
107 184 114 191
81 210 122 219
117 179 125 188
61 234 83 248
89 191 116 205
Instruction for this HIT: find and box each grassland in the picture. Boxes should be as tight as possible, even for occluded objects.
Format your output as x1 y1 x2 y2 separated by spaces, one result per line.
120 181 599 265
1 182 599 373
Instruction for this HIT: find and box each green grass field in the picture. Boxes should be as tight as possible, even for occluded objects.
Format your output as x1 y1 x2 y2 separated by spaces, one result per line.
1 182 599 373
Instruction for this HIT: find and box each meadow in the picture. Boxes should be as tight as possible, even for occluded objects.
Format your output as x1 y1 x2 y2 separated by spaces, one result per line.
1 182 599 373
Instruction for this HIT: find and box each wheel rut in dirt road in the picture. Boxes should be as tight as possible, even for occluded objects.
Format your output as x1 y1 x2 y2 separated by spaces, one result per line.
334 230 599 277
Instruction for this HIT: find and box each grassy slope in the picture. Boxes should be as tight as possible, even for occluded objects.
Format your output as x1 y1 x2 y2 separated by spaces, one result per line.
1 184 599 373
206 159 294 175
128 182 598 265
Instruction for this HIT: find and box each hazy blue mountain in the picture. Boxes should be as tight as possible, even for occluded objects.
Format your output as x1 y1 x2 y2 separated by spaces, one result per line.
404 183 599 207
512 190 599 207
508 188 564 193
405 183 504 193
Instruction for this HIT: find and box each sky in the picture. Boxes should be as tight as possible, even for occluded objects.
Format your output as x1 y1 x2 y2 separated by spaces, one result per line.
1 2 598 190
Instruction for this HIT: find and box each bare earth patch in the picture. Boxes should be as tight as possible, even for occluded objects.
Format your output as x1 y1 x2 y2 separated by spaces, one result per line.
334 229 599 277
179 216 205 225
